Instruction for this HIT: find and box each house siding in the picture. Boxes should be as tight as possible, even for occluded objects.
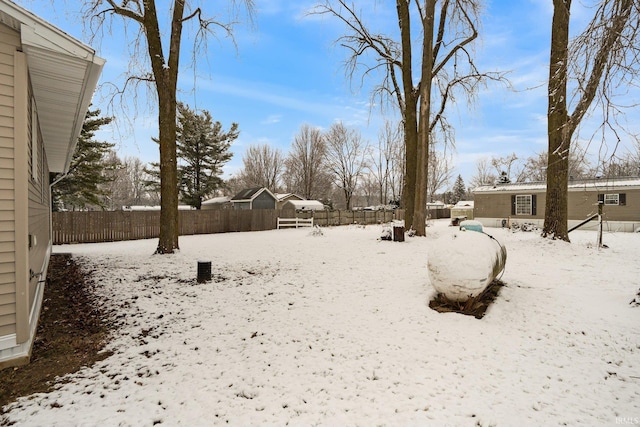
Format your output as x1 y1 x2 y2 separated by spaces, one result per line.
252 191 276 210
598 190 640 221
473 181 640 231
0 24 19 340
27 88 49 315
474 191 546 220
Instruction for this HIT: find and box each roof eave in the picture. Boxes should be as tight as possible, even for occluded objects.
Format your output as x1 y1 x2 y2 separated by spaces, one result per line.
0 0 105 173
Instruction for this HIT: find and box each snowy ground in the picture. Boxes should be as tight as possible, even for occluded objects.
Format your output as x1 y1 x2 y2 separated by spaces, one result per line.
3 219 640 426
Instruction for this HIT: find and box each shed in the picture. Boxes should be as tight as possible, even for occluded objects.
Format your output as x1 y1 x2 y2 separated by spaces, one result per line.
0 0 104 368
231 187 277 210
201 196 232 210
427 201 446 210
275 193 303 210
450 200 475 222
282 200 325 211
472 177 640 232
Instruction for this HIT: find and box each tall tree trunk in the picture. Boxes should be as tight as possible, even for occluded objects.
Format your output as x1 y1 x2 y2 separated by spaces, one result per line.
156 89 180 252
544 0 633 241
397 0 418 231
543 0 571 241
146 0 184 253
413 0 437 237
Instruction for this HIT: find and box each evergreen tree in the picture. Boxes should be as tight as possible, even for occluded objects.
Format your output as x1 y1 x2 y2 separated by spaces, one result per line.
451 175 467 205
176 103 237 209
51 108 114 211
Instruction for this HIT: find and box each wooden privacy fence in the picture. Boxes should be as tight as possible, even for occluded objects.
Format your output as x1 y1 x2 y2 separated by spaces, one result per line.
427 208 451 219
52 209 403 244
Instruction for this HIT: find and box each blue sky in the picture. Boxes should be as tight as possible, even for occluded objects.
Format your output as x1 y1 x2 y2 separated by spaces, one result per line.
17 0 639 187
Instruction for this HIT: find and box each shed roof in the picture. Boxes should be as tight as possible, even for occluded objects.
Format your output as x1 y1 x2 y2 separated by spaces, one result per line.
202 196 231 205
453 200 474 208
0 0 104 173
283 200 324 210
473 177 640 194
231 187 276 202
275 193 303 202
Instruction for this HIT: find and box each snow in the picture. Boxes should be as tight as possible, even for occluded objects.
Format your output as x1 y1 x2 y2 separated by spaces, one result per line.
3 220 640 425
428 227 506 301
474 176 640 193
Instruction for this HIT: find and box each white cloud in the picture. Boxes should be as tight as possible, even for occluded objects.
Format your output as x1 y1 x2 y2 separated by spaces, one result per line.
261 114 282 125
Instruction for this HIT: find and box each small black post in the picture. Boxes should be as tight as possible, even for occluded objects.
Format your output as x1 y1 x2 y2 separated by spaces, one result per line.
197 260 212 283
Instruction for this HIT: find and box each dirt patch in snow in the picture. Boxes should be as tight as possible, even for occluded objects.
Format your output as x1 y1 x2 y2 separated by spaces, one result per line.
429 279 505 319
0 253 112 415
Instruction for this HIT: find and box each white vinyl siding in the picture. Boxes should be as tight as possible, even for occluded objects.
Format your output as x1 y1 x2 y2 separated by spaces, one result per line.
0 24 18 338
30 97 38 182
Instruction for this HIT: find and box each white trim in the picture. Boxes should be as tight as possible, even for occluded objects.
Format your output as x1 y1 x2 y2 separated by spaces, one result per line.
0 336 29 364
0 246 49 364
603 193 619 205
14 49 30 343
0 0 105 173
514 195 533 215
28 271 45 332
0 276 44 363
474 217 640 233
0 334 17 351
29 244 50 329
277 217 314 229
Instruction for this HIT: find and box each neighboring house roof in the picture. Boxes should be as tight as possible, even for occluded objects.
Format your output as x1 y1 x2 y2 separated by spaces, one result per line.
0 0 105 173
231 187 276 202
427 201 446 208
283 200 325 210
473 177 640 194
453 200 474 208
202 196 231 205
274 193 304 202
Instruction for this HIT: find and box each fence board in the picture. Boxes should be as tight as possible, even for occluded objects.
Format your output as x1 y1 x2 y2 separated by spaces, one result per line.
52 209 405 244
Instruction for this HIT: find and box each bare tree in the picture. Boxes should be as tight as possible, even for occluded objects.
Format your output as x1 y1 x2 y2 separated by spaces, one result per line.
284 124 332 199
469 157 497 188
590 137 640 177
389 125 405 205
368 120 403 205
314 0 506 235
107 155 156 208
125 156 151 205
83 1 253 253
591 153 640 177
238 144 285 191
488 153 529 183
359 174 378 207
427 150 454 202
522 148 591 182
544 0 640 241
223 175 244 197
324 122 369 210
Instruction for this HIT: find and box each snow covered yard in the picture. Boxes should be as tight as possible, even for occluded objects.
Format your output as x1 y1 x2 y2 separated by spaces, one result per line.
3 220 640 426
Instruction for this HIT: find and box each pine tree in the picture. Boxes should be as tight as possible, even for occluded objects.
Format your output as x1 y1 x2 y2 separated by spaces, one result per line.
451 175 467 205
176 103 237 209
51 108 114 211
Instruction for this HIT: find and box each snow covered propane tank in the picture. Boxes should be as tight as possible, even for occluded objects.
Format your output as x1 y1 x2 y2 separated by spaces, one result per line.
427 221 507 302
